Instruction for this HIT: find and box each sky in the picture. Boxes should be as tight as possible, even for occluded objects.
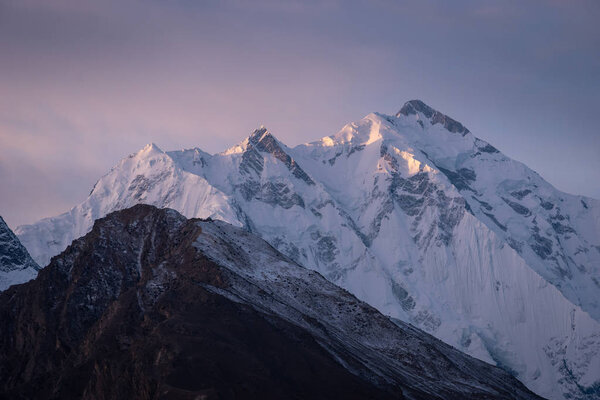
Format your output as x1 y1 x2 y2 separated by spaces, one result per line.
1 0 599 228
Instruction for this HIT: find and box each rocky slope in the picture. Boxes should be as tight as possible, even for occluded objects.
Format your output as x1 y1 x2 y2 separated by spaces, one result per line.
0 205 541 400
0 215 38 290
14 101 600 399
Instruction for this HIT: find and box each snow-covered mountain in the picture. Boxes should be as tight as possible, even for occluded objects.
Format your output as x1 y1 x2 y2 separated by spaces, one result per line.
1 205 540 399
0 215 39 290
15 100 600 399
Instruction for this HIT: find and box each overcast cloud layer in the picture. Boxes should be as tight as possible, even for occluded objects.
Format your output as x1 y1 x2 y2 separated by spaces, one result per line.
1 0 599 227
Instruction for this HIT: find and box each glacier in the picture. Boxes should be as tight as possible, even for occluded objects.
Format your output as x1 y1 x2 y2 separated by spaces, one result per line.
14 100 600 400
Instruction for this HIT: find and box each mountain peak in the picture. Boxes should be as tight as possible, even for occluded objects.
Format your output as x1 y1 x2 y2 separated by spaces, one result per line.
248 126 271 144
246 127 315 185
139 142 164 156
397 99 470 136
398 99 436 118
224 126 277 155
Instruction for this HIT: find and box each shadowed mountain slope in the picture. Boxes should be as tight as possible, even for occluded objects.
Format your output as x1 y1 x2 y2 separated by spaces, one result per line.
0 215 38 291
0 205 541 400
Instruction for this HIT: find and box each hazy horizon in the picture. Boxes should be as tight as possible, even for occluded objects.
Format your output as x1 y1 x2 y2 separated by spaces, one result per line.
1 0 599 228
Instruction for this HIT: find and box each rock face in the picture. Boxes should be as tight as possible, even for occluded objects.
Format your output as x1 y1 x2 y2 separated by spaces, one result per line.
14 101 600 399
0 215 39 290
0 205 541 400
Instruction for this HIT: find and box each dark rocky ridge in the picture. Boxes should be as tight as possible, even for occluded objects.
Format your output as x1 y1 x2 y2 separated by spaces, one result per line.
397 100 470 136
0 215 39 291
0 216 39 274
0 205 543 400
